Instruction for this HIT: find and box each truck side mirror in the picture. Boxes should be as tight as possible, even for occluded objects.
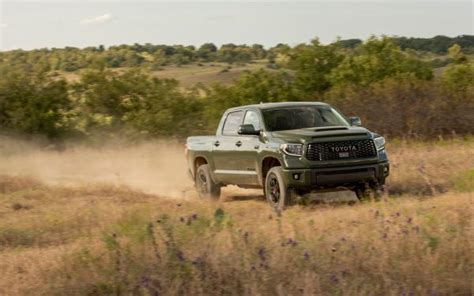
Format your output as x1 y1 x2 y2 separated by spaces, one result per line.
350 117 362 126
238 124 261 135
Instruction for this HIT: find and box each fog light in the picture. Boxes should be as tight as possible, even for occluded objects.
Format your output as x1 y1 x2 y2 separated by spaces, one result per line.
293 173 300 180
384 166 389 175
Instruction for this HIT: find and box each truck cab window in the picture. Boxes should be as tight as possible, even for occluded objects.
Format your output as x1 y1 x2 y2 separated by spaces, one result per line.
243 110 261 131
222 111 244 135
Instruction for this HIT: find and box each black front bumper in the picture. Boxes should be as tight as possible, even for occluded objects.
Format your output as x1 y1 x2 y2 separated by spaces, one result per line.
283 162 389 188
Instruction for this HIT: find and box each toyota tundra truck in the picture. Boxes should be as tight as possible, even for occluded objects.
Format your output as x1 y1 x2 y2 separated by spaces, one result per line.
186 102 389 211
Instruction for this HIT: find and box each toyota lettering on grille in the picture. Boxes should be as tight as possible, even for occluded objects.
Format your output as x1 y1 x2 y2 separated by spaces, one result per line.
330 145 358 152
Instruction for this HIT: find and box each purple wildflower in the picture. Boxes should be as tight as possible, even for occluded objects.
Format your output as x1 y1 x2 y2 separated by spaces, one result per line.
303 251 310 260
140 276 150 288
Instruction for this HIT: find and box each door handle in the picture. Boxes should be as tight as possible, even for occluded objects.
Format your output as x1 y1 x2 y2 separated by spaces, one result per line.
235 141 242 147
214 141 220 147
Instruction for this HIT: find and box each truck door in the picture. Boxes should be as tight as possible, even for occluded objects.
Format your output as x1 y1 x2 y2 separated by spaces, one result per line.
212 110 247 184
234 110 263 185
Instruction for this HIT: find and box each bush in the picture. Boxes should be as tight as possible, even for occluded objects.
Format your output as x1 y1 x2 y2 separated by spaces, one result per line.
326 75 474 138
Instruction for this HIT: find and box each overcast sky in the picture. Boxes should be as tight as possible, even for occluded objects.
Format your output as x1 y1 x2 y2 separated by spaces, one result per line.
0 1 472 50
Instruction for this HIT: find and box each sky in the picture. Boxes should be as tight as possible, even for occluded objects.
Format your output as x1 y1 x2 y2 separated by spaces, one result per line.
0 0 473 50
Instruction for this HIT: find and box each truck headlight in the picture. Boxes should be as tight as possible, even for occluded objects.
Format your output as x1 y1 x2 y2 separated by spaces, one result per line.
374 137 385 151
281 143 303 157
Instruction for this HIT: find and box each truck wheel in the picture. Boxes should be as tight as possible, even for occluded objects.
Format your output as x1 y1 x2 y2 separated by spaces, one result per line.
195 164 221 200
265 166 295 211
355 184 383 202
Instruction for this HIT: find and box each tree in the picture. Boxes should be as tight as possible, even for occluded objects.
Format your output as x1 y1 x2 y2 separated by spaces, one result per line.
0 72 72 138
73 69 205 137
442 45 474 92
335 39 362 49
287 38 343 97
329 36 433 88
197 43 218 61
204 69 296 125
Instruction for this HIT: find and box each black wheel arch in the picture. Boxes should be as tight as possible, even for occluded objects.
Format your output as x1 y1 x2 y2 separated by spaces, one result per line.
260 156 282 186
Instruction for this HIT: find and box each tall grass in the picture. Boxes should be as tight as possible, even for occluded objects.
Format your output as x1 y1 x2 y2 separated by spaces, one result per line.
52 197 473 295
0 175 472 295
387 138 474 195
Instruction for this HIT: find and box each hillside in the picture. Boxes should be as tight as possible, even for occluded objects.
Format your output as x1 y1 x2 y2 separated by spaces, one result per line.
61 61 272 87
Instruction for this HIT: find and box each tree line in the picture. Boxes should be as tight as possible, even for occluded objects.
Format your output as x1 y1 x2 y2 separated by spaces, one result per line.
0 35 473 73
0 37 473 142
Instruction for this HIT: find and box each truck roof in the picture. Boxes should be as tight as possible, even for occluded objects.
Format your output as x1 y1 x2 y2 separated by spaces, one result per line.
227 101 329 112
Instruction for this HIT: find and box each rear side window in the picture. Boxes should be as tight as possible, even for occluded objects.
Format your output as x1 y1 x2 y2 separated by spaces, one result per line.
222 111 244 135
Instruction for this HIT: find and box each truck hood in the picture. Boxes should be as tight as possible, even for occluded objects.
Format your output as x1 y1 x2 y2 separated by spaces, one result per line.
270 126 373 143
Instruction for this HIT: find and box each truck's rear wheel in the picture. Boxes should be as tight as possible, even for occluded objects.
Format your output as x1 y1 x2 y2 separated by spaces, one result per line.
265 166 295 211
195 164 221 200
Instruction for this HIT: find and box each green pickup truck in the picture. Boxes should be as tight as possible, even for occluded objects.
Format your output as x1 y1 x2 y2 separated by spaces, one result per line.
186 102 389 210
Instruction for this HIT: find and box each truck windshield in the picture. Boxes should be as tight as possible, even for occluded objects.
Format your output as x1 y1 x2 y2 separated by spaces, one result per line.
262 105 350 131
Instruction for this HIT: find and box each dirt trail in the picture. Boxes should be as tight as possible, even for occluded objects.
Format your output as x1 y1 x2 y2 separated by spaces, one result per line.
0 138 262 199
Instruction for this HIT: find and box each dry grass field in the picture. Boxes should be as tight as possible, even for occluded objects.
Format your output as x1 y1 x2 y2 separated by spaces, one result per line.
0 138 473 295
152 61 271 87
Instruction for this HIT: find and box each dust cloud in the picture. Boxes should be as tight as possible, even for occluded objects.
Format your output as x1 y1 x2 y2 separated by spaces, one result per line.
0 137 196 198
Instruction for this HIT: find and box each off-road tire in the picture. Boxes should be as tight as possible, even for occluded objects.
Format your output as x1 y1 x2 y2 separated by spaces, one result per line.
195 164 221 200
265 166 295 212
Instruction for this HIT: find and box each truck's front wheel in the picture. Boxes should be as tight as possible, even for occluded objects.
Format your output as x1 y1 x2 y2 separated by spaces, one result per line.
265 166 295 211
195 164 221 200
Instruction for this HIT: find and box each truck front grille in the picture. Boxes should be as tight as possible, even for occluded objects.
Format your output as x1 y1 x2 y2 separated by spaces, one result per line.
306 139 377 161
